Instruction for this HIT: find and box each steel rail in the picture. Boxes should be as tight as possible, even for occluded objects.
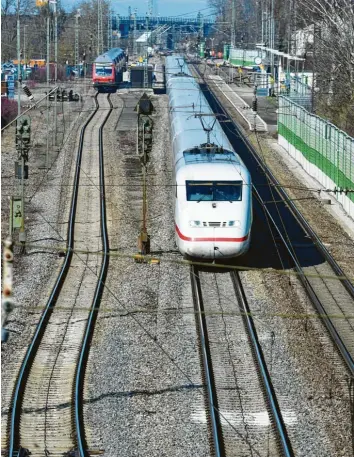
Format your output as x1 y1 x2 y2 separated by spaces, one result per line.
252 189 354 376
235 115 354 300
8 93 100 456
74 95 113 457
190 265 225 457
230 271 295 457
194 64 354 376
195 63 354 299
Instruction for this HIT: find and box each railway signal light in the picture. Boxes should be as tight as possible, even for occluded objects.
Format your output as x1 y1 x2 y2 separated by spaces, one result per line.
22 120 31 146
16 116 31 153
16 120 24 137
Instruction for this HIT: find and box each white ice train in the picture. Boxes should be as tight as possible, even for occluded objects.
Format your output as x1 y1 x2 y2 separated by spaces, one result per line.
165 56 252 259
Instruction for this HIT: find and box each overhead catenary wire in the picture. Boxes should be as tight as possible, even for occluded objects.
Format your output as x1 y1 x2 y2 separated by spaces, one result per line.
5 240 354 283
6 66 354 298
6 75 352 258
199 63 351 266
6 78 353 271
5 90 354 440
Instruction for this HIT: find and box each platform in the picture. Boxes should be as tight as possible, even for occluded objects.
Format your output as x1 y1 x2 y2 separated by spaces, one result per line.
206 75 268 132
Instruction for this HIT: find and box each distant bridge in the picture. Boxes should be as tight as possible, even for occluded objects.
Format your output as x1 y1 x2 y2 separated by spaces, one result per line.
114 16 215 39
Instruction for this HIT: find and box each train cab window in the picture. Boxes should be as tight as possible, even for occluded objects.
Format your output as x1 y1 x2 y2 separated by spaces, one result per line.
95 65 112 76
214 181 242 201
186 180 242 202
186 181 214 201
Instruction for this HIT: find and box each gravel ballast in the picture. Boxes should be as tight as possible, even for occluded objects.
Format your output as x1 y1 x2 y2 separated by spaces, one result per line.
240 270 352 457
83 91 210 456
1 85 96 447
2 70 353 457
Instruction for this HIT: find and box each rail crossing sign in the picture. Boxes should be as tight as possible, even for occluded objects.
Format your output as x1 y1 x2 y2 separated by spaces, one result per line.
11 197 23 230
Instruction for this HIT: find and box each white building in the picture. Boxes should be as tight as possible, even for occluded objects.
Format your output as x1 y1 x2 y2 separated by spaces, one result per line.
291 25 314 56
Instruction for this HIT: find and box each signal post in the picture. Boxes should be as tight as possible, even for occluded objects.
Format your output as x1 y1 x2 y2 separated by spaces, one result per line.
15 115 31 251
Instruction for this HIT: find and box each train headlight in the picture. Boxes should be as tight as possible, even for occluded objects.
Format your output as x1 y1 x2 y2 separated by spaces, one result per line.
228 220 240 227
189 220 201 227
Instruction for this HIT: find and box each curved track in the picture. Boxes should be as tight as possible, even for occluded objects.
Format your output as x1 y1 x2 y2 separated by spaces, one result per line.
7 94 112 457
191 266 294 457
193 63 354 377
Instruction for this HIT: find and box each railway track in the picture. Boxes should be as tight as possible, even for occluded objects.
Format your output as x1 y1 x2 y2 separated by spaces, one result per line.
6 93 112 457
192 63 354 377
191 266 294 457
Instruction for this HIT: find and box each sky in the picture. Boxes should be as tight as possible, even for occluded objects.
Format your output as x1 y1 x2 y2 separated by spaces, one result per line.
61 0 210 18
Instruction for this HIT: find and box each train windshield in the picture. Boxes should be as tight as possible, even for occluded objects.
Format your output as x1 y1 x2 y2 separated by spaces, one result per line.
186 181 243 202
95 65 112 76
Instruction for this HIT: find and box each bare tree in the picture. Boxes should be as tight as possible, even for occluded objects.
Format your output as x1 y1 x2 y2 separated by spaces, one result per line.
296 0 354 134
207 0 259 49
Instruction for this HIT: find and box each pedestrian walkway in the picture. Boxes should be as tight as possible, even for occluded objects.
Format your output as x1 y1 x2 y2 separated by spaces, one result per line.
231 84 278 134
203 63 278 133
206 74 268 132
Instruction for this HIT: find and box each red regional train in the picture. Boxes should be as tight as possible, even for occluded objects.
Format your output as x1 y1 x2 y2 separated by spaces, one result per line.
92 48 126 92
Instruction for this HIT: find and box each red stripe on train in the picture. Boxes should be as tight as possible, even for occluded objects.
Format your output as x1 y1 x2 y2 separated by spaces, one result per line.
175 224 249 242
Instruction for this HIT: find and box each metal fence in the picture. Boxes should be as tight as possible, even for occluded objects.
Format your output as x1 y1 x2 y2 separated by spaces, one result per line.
287 75 312 110
278 96 354 216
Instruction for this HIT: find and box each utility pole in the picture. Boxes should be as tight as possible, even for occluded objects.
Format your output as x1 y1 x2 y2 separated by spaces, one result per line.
312 25 321 113
136 97 154 259
17 0 21 117
54 0 58 146
199 13 204 39
271 0 275 80
46 5 50 170
144 15 149 89
231 0 236 47
110 8 113 49
107 2 112 50
17 0 27 247
117 14 120 47
23 25 28 78
16 116 31 251
172 24 176 51
75 11 80 74
133 9 137 55
97 0 103 54
148 0 153 17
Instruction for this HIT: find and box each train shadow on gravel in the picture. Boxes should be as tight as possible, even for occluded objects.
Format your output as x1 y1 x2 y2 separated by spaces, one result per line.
199 83 325 273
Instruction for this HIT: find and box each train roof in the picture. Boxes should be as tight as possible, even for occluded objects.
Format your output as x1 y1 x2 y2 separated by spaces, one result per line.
183 149 240 165
165 55 251 178
165 55 193 79
167 75 236 157
94 48 124 64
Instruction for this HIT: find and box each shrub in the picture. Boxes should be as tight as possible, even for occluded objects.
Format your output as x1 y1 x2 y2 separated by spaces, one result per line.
1 98 18 128
26 79 36 89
